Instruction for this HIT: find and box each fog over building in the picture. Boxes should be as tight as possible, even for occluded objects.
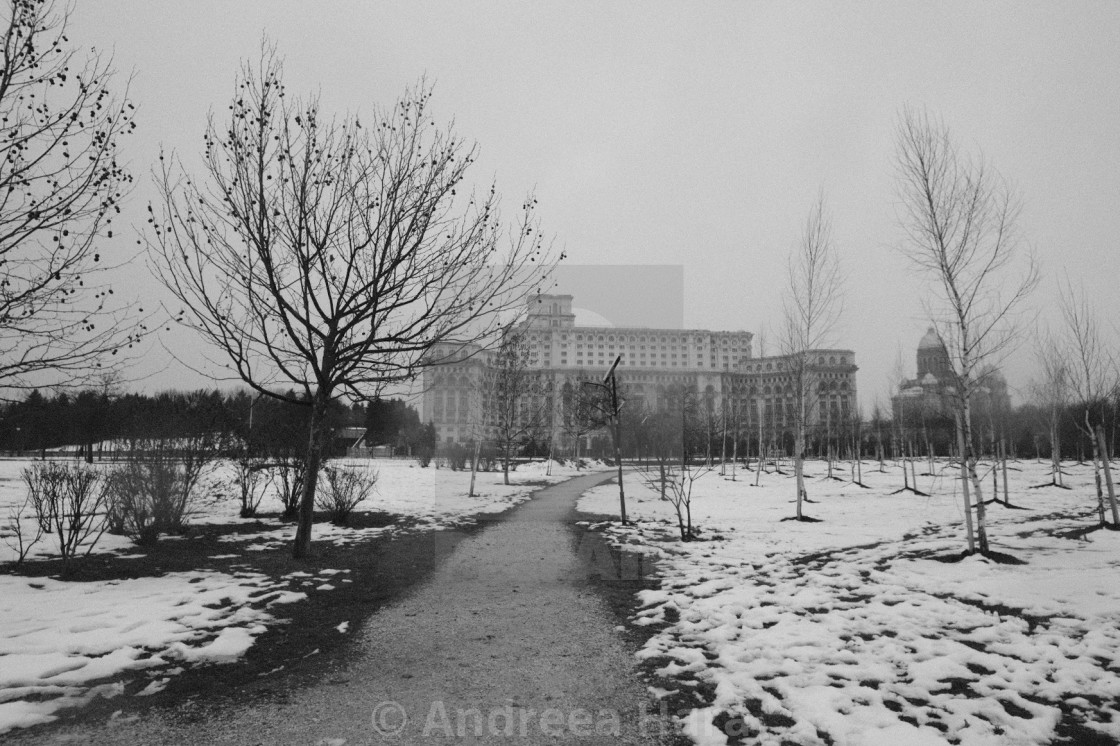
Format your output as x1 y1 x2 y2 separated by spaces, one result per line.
422 294 857 448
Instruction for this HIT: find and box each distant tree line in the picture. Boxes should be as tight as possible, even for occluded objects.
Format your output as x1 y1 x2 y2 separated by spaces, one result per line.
556 382 1120 468
0 389 429 460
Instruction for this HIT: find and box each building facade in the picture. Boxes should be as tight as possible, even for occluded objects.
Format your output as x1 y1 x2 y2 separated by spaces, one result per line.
421 294 858 448
891 327 1012 454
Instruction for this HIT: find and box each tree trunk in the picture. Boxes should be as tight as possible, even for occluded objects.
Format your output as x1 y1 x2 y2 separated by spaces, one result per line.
468 439 481 497
1051 419 1062 486
614 435 626 523
903 447 911 490
685 496 693 540
1095 425 1119 525
719 415 727 476
1001 439 1010 506
794 423 806 519
730 424 738 481
992 453 999 504
503 442 511 486
955 414 976 554
961 400 988 554
754 413 764 486
1094 450 1105 525
293 388 331 559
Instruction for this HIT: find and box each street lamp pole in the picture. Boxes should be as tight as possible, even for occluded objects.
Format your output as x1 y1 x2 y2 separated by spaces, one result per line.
584 355 627 523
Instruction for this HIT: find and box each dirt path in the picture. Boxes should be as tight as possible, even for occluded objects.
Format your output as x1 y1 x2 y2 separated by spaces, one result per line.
14 471 677 745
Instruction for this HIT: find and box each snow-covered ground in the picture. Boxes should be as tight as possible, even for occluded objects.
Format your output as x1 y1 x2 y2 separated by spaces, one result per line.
0 456 592 734
579 459 1120 746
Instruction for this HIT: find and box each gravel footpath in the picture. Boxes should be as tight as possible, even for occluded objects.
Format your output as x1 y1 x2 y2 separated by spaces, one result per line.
13 471 678 745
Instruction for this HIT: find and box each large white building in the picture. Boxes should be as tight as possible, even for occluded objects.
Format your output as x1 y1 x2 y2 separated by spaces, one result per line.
421 294 857 447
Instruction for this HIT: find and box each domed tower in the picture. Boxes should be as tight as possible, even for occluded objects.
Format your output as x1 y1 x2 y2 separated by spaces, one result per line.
916 327 952 381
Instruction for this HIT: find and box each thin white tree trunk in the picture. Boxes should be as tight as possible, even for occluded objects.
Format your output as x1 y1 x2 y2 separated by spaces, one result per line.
468 439 481 497
1001 439 1010 506
1095 425 1119 525
955 414 976 553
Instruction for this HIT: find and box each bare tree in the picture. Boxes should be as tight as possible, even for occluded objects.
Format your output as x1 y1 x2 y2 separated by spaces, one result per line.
724 376 749 480
639 457 707 542
778 195 843 521
1029 326 1069 489
638 404 680 504
870 399 888 472
1057 278 1118 525
0 0 143 389
560 376 599 463
148 46 556 558
889 351 924 495
482 325 552 485
636 382 700 535
895 106 1038 554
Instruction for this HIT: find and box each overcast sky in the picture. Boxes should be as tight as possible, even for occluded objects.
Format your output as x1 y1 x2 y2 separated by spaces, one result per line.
69 1 1120 408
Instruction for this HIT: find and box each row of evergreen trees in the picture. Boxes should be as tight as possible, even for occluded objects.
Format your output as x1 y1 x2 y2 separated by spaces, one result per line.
0 389 431 460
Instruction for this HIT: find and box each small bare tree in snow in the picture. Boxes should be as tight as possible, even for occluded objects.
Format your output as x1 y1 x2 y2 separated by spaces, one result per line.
1057 278 1118 526
894 106 1038 554
778 195 843 521
1029 327 1070 489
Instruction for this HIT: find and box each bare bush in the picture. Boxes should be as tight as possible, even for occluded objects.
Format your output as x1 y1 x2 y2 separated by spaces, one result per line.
104 438 216 545
3 495 46 565
440 443 470 472
233 457 271 518
316 464 378 525
639 462 707 542
273 457 306 521
22 462 110 573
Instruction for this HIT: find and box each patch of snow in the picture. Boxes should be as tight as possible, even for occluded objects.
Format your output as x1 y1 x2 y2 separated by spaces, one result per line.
579 460 1120 745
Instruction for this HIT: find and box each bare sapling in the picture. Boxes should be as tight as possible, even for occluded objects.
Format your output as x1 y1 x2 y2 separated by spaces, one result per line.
895 107 1038 553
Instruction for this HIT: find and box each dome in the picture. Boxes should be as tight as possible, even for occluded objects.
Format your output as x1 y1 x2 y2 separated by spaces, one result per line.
572 308 614 327
918 327 942 350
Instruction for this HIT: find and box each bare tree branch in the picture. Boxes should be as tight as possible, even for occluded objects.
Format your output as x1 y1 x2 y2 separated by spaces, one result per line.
0 0 144 391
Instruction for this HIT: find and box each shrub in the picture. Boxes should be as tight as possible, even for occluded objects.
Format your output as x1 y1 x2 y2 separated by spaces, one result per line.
233 458 271 518
104 463 159 545
273 457 306 520
22 462 110 573
441 443 470 471
477 443 499 472
3 494 46 565
316 464 377 525
104 438 215 545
